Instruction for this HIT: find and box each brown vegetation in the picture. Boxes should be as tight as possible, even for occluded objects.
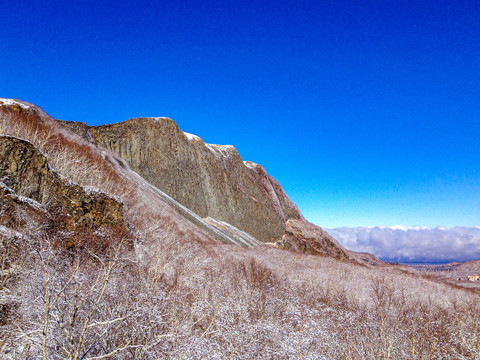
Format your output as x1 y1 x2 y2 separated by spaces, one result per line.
2 230 480 359
0 103 129 199
1 100 479 359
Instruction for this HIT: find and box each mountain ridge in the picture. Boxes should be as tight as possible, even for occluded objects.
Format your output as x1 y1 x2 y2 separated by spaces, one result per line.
58 117 303 244
0 98 379 264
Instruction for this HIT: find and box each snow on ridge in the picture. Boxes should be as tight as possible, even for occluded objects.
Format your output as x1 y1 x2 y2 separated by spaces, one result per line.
206 143 236 158
0 98 31 109
182 131 237 159
243 161 259 169
148 117 172 122
0 182 46 212
183 132 202 141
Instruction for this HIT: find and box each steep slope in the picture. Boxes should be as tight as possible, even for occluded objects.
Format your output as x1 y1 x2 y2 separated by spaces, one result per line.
58 117 367 262
3 99 479 360
0 99 262 249
59 118 302 243
0 98 368 263
0 135 126 251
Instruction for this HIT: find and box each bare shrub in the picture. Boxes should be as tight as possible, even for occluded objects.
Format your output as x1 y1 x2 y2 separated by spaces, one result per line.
450 299 480 359
0 235 140 359
0 111 128 200
3 225 480 359
2 106 480 359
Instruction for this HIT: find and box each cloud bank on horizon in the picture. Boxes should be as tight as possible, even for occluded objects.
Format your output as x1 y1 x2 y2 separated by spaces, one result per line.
326 226 480 263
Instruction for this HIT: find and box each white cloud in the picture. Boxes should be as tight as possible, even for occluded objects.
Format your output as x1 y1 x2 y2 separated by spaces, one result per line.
326 226 480 263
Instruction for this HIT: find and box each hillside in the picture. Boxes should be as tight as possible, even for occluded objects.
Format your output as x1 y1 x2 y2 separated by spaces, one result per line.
57 115 358 261
408 260 480 290
59 118 301 244
1 98 479 359
0 135 127 251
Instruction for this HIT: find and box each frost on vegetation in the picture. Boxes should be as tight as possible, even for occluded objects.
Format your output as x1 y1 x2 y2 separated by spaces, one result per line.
83 185 123 203
0 181 15 194
0 113 126 199
14 194 44 210
0 182 45 212
205 217 262 247
0 225 23 239
1 98 480 359
3 227 480 359
139 179 255 247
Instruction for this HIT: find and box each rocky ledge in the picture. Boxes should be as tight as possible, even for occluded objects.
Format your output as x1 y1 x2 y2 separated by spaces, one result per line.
59 118 303 243
0 135 127 251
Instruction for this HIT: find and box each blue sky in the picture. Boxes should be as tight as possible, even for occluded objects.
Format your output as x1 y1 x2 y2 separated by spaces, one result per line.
1 0 479 228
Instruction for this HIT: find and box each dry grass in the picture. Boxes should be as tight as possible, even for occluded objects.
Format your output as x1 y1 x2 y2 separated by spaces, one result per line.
0 108 128 199
1 105 479 359
3 229 479 359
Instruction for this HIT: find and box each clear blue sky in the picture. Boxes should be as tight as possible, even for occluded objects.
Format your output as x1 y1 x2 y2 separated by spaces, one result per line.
1 0 479 227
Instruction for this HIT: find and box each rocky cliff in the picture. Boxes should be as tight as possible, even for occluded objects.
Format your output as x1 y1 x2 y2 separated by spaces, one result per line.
278 219 351 260
56 116 371 262
0 99 263 249
59 118 303 243
0 99 373 263
0 135 127 251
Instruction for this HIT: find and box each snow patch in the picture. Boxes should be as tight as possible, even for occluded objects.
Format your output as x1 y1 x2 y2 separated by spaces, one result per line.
0 225 23 239
0 182 16 194
17 194 44 209
182 131 238 159
206 143 236 158
183 132 202 142
83 185 123 203
243 161 258 169
0 182 46 212
0 98 31 109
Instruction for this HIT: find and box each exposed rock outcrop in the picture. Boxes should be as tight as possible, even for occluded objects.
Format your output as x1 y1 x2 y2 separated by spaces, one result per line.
0 100 376 263
59 118 303 243
57 116 376 263
278 219 352 261
0 135 127 250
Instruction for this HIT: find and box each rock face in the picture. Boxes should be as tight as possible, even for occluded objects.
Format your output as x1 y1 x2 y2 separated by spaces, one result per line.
0 100 265 249
57 116 374 262
279 219 352 261
59 118 303 243
0 135 127 250
0 101 374 263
